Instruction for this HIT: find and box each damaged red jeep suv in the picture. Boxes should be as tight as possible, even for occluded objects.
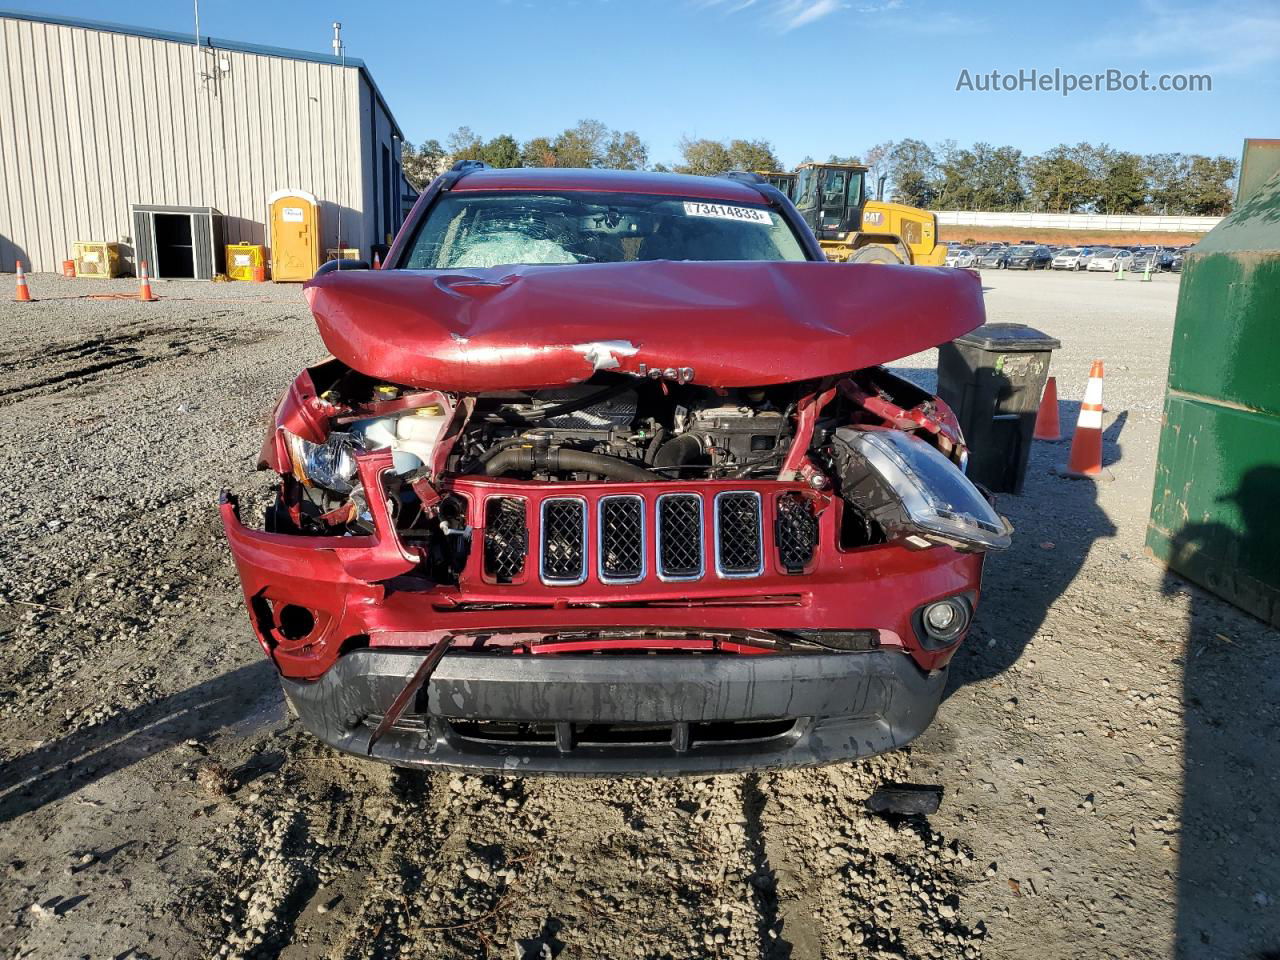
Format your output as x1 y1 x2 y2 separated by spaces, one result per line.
221 164 1008 775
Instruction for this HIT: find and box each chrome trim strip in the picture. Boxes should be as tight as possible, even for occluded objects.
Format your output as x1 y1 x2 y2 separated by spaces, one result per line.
713 490 765 579
539 496 589 586
655 492 704 582
597 494 646 585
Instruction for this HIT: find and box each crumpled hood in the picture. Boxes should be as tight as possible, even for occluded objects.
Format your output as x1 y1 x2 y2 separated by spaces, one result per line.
304 261 985 391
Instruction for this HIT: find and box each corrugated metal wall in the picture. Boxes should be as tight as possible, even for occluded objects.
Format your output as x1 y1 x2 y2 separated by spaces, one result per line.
0 16 394 273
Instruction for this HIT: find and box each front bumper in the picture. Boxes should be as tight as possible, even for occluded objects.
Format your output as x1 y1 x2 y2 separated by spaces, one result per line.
281 647 947 776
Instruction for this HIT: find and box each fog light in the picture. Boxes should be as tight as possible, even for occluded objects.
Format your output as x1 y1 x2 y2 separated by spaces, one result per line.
277 604 316 641
920 598 969 644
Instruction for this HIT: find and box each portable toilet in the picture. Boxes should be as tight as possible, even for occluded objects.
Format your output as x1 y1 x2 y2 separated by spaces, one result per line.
1146 139 1280 626
268 190 321 282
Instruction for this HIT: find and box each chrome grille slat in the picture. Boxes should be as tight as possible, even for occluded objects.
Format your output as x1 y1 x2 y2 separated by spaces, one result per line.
656 493 704 581
598 495 646 584
540 497 588 585
490 487 793 587
714 491 764 578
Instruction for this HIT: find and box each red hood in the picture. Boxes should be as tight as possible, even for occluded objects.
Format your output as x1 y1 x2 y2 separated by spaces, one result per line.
303 261 985 391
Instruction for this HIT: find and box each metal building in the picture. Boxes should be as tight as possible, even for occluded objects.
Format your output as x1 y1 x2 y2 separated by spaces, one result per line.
0 9 414 276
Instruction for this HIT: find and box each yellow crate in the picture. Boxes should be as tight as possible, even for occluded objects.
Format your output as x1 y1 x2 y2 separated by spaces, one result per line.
73 242 121 278
325 247 361 263
225 243 265 281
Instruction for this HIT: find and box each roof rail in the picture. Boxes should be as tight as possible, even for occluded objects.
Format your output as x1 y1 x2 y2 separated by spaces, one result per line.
721 170 790 210
439 159 491 192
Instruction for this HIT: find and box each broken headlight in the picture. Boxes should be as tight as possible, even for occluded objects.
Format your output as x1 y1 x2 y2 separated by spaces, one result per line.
283 430 359 493
833 427 1011 552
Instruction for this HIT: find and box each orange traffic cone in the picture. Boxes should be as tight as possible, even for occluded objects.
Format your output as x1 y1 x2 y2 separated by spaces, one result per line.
138 260 157 302
14 261 32 302
373 252 381 270
1033 376 1061 441
1065 361 1105 477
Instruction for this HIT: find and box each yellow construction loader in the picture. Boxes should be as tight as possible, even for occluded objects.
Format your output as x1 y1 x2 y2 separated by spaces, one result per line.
760 163 947 265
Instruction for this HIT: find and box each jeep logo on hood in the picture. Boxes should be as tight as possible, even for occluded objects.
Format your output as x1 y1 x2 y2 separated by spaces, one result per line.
635 363 695 384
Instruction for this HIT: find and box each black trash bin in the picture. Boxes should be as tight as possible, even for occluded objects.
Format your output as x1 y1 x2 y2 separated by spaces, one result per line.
936 323 1061 495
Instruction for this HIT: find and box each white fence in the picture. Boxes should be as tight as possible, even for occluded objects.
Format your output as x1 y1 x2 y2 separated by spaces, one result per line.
932 211 1223 233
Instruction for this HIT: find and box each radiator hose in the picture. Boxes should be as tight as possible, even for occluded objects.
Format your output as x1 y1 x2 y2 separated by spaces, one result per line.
483 446 661 482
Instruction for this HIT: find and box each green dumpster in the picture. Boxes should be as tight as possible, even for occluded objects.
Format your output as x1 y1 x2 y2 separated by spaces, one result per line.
1146 141 1280 627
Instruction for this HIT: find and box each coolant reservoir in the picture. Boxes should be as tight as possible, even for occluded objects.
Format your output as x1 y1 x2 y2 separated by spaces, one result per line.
394 404 448 472
353 417 397 450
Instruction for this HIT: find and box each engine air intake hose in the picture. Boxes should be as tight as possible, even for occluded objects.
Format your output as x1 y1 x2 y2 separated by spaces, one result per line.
483 447 661 482
652 433 703 468
655 435 706 471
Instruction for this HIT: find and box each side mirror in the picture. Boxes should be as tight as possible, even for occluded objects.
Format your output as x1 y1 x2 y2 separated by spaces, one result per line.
315 258 371 277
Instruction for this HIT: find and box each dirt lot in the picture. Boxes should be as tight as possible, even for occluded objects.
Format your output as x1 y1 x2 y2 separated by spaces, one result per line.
1 269 1276 960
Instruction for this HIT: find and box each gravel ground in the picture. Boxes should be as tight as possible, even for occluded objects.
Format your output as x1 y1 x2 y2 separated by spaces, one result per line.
0 269 1276 960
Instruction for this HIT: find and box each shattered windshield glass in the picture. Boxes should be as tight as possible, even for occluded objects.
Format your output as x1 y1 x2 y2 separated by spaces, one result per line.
402 191 809 269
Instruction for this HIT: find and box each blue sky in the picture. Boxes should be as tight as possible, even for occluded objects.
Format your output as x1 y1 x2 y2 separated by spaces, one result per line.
28 0 1280 167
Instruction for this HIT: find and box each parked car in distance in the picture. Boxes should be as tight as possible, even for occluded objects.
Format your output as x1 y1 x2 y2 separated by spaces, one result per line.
976 247 1010 269
1086 248 1135 272
1005 245 1052 270
221 164 1010 775
1051 247 1091 270
1130 249 1161 274
945 246 976 268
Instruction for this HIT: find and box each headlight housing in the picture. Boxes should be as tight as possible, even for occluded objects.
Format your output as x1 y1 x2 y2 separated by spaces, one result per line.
833 426 1011 551
283 429 359 493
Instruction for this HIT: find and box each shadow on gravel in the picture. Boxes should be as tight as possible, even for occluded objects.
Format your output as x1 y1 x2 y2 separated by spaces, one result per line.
1163 466 1280 959
889 363 1125 700
0 660 275 824
944 448 1118 700
741 773 790 959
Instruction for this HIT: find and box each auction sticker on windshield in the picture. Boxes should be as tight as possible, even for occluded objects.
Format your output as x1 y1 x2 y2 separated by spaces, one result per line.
682 201 772 225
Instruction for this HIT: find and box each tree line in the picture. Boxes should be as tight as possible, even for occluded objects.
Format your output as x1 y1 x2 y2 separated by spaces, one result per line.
401 121 784 190
861 139 1236 215
401 124 1236 216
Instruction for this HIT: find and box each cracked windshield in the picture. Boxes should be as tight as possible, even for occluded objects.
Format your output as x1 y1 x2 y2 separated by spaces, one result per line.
403 191 808 268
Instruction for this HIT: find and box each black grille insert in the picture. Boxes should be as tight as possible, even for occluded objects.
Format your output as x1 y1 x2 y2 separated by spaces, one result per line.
540 498 587 584
657 494 703 579
599 495 644 582
483 497 527 582
715 491 763 577
689 718 797 744
775 492 818 573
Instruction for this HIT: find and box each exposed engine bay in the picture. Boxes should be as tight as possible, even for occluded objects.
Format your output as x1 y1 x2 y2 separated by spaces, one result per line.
261 357 1009 590
458 382 794 482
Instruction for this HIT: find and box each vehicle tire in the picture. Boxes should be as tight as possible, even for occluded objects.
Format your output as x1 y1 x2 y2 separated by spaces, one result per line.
848 244 905 265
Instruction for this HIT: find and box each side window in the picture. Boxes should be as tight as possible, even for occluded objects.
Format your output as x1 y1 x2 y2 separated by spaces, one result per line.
795 171 817 208
847 172 864 207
